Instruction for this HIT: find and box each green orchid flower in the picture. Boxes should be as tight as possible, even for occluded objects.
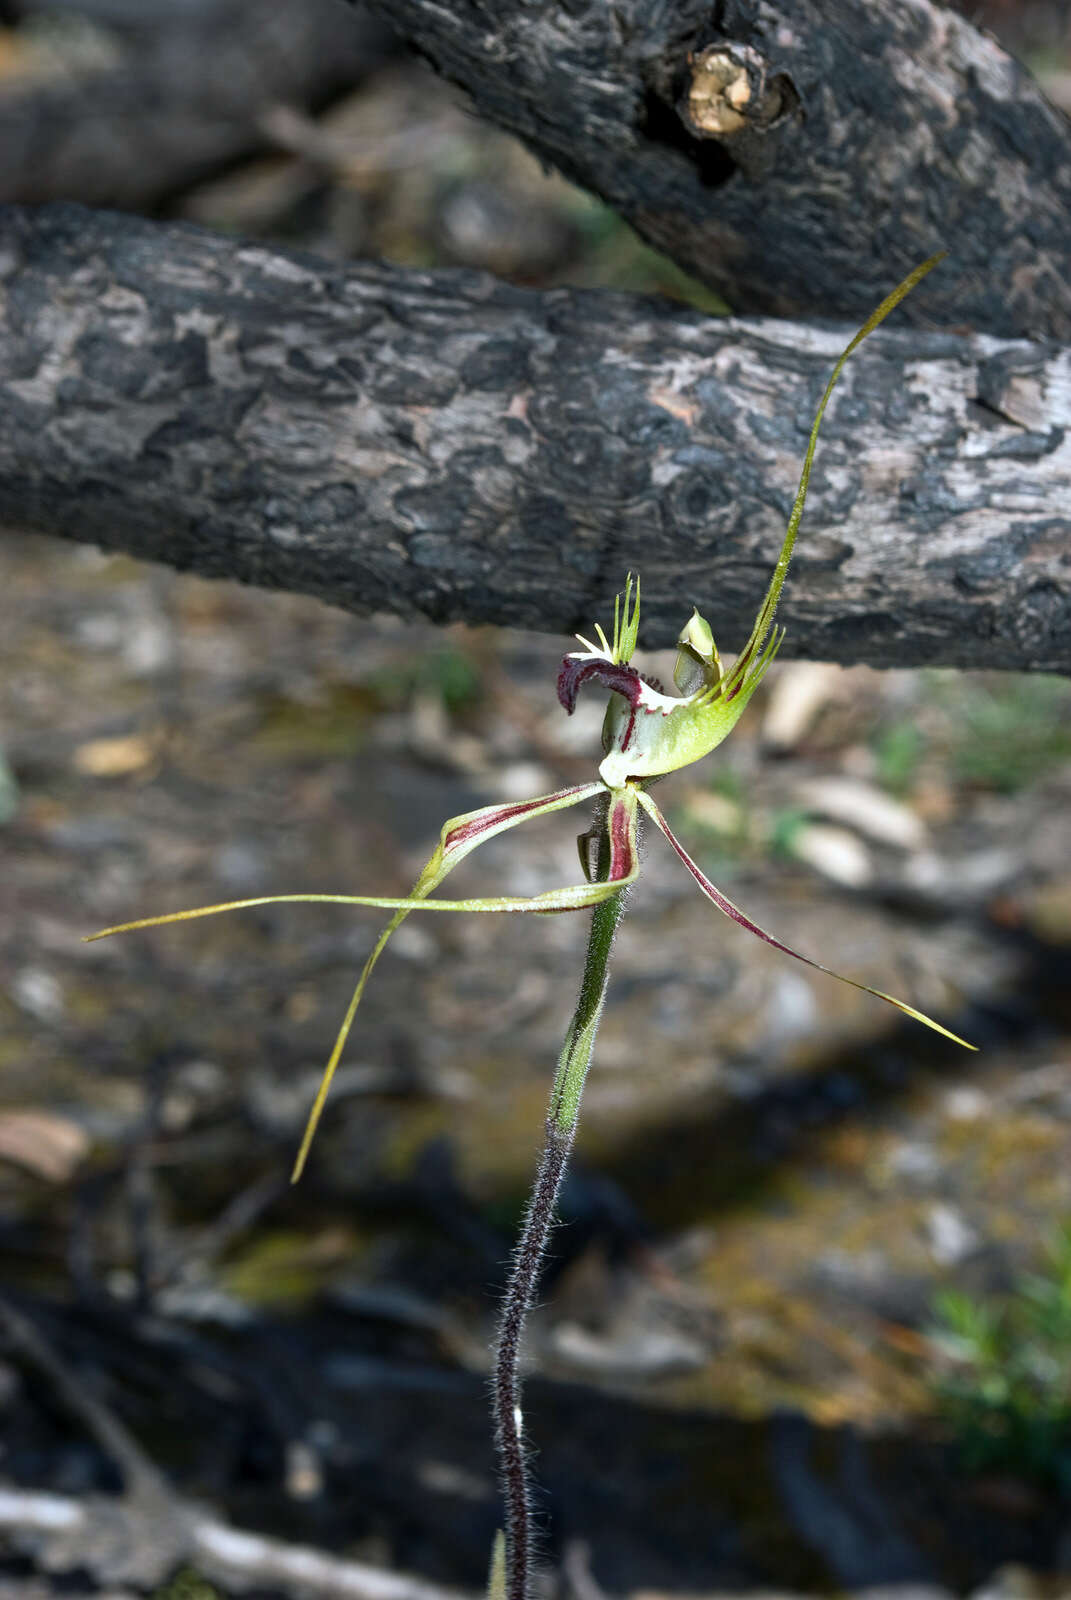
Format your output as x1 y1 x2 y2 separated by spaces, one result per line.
86 252 972 1600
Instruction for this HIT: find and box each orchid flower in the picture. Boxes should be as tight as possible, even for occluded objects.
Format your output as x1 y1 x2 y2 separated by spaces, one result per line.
86 252 972 1600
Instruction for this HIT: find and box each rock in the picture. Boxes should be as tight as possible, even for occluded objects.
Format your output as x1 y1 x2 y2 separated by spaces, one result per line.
762 969 820 1044
0 746 18 825
855 1588 956 1600
212 840 267 889
1019 873 1071 944
72 734 157 778
902 848 1021 905
10 966 64 1021
791 822 874 888
0 1111 90 1183
121 616 175 677
630 1592 803 1600
682 789 744 837
434 175 581 277
926 1204 980 1267
968 1566 1053 1600
886 1140 941 1185
794 776 928 852
761 661 844 751
490 760 556 800
943 1086 990 1122
548 1319 708 1379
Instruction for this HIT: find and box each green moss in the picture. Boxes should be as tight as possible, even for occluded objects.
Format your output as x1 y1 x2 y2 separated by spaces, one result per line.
221 1226 358 1308
934 672 1071 792
564 199 732 311
248 683 378 759
928 1224 1071 1487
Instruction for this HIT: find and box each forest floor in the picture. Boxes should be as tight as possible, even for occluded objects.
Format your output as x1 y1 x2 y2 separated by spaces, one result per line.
3 3 1071 1596
3 527 1071 1598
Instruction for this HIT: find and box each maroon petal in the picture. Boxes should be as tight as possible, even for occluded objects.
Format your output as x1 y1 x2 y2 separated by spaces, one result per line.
442 785 599 855
557 655 644 715
638 790 974 1048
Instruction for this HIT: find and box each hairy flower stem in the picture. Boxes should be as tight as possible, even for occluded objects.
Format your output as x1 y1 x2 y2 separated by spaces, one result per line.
492 831 627 1600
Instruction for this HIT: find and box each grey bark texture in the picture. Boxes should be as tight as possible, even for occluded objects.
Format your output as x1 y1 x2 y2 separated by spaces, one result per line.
0 0 398 210
3 205 1069 673
359 0 1071 341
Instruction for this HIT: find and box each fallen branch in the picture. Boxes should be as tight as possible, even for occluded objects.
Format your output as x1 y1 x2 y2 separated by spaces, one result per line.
358 0 1071 340
0 1486 471 1599
0 1294 469 1600
2 204 1070 673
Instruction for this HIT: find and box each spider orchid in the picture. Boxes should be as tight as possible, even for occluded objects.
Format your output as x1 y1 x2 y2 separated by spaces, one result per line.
558 567 973 1054
86 249 969 1174
86 252 972 1600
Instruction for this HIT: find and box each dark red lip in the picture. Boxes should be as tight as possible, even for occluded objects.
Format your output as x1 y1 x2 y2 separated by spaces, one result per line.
556 655 644 716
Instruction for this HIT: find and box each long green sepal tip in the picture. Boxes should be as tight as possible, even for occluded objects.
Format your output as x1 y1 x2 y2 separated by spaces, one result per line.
636 788 974 1052
739 252 946 672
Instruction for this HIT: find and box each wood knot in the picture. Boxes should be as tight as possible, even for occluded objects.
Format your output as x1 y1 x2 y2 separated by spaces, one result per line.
680 43 793 139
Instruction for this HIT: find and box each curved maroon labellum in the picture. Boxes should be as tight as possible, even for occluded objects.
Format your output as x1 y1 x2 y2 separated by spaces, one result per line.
557 654 654 761
556 655 643 716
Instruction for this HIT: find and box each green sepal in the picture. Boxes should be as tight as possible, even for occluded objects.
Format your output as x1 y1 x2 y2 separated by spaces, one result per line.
86 782 604 1179
592 255 945 786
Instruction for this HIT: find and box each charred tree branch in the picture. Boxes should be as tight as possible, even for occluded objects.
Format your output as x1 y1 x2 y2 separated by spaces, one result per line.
1 205 1069 673
357 0 1071 341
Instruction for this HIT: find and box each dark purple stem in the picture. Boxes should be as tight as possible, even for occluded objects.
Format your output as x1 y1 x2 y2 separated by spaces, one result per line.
491 1124 571 1600
491 818 626 1600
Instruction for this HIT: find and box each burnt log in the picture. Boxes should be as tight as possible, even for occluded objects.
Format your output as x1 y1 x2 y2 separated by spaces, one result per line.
360 0 1071 340
1 204 1069 672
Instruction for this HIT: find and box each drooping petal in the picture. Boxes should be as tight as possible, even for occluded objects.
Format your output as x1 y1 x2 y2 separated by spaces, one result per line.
87 782 604 1177
637 788 974 1050
84 784 604 945
288 781 605 1176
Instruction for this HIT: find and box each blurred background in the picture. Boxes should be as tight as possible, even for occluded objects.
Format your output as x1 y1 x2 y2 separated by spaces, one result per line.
2 2 1071 1596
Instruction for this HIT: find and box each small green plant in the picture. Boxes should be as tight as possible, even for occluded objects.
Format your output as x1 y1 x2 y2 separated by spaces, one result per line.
930 1227 1071 1488
87 257 972 1600
767 804 812 860
152 1569 221 1600
942 673 1071 793
872 718 925 794
374 640 483 713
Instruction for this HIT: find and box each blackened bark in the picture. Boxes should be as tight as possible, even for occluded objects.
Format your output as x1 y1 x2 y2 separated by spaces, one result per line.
358 0 1071 341
0 0 398 210
2 205 1070 673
